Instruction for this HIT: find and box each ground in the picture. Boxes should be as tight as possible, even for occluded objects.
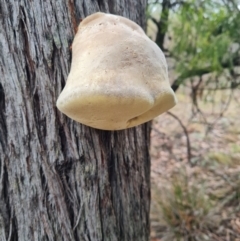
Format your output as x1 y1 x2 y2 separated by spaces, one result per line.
150 86 240 241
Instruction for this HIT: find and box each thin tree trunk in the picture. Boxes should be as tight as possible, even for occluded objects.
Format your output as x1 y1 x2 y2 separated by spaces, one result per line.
154 0 170 50
0 1 150 241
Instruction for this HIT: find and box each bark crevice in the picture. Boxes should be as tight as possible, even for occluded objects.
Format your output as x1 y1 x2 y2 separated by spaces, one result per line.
0 1 150 240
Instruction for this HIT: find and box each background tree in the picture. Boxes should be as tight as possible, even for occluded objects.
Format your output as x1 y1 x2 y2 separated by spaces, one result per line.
0 1 151 241
147 0 240 117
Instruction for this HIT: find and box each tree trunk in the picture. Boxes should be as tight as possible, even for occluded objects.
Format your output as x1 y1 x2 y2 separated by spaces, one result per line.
0 1 150 241
154 0 170 50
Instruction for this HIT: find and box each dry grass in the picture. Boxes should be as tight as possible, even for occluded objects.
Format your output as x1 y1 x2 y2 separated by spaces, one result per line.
150 88 240 241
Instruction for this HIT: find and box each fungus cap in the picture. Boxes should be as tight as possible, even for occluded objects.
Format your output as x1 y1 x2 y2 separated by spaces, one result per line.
56 12 177 130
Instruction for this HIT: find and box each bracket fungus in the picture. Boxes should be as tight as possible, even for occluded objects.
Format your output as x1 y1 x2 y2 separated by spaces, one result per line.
56 12 177 130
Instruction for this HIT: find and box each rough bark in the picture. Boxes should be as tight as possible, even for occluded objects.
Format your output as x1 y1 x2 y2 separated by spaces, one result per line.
0 0 150 241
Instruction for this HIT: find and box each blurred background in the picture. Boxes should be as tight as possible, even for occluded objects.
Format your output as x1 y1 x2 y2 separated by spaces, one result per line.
147 0 240 240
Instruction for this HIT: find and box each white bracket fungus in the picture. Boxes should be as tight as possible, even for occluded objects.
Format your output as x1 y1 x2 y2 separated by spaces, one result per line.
56 12 177 130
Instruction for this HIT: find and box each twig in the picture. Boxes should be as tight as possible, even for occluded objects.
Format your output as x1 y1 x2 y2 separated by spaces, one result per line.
152 127 166 138
167 112 192 164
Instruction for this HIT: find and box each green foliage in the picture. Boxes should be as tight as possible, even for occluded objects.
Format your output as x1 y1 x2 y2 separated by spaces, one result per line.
147 0 240 91
170 0 240 82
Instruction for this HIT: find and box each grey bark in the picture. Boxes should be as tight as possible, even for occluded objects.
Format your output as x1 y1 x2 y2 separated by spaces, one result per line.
0 0 150 241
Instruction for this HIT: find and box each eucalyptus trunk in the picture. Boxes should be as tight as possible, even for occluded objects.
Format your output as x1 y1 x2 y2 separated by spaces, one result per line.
0 0 150 240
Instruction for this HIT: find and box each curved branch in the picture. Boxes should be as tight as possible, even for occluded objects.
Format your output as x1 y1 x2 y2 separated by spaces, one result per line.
167 112 192 164
171 54 240 92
